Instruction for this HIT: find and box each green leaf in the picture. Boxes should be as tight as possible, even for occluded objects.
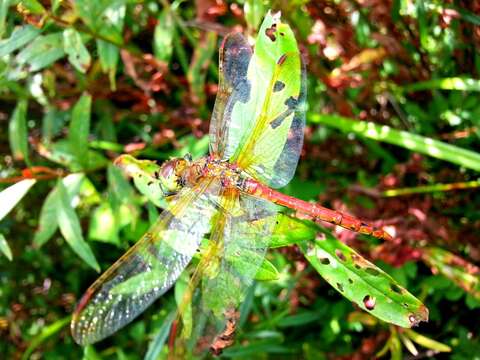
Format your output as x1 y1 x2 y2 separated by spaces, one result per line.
153 9 174 63
8 99 29 164
68 94 92 169
144 310 176 360
277 311 321 327
88 202 119 245
74 0 125 44
33 173 84 247
56 180 99 272
244 0 265 32
18 0 46 14
310 114 480 172
415 0 428 50
299 231 429 328
254 258 280 281
63 28 91 73
187 31 216 105
0 179 36 222
0 233 12 261
422 247 480 299
404 329 452 353
16 32 65 71
0 25 41 57
39 139 108 172
269 214 316 248
402 77 480 92
97 40 119 90
0 0 11 38
21 316 71 360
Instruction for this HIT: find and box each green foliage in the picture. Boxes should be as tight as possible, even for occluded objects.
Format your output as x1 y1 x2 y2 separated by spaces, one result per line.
0 1 479 359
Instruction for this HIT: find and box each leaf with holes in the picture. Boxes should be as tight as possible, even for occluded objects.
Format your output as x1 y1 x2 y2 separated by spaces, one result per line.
299 230 428 328
63 28 91 73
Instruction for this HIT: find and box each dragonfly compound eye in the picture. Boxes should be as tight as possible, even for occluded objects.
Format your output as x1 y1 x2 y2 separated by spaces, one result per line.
158 158 188 195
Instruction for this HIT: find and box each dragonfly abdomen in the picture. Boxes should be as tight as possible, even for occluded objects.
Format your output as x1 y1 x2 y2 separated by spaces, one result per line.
243 178 392 241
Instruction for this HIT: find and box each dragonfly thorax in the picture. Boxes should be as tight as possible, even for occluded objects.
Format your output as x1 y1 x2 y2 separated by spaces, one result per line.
168 156 247 191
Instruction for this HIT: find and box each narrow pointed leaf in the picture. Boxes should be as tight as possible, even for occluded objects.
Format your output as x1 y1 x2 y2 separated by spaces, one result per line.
153 10 174 63
145 310 176 360
21 316 70 360
299 231 429 328
68 94 92 169
56 180 99 272
34 173 85 247
8 99 29 163
0 179 36 222
404 329 452 353
0 233 12 261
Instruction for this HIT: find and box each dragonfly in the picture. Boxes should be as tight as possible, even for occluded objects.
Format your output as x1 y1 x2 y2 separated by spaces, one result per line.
71 11 392 354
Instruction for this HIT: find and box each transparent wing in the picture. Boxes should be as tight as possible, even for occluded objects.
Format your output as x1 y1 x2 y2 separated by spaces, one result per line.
209 32 252 158
174 188 278 355
226 12 306 188
71 178 221 345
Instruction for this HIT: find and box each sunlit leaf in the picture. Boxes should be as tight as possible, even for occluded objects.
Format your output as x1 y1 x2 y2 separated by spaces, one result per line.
56 180 99 272
0 233 12 261
0 25 41 57
404 328 452 353
300 231 429 328
63 28 91 73
402 77 480 92
88 203 119 245
8 99 29 163
310 114 480 172
269 214 316 248
244 0 265 33
68 94 92 169
153 9 174 63
254 259 279 281
0 178 36 222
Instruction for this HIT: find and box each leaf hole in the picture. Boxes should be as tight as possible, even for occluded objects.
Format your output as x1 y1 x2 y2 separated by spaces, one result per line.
365 267 380 276
320 258 330 265
337 282 344 292
390 283 403 294
265 23 277 41
363 295 376 310
335 249 346 262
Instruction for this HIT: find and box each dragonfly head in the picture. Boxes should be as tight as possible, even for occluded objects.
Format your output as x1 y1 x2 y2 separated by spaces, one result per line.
158 156 190 196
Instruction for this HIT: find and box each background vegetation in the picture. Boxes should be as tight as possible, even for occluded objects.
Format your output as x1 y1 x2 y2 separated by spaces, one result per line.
1 0 480 359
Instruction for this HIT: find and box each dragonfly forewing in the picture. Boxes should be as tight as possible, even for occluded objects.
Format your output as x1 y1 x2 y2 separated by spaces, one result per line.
209 32 252 158
71 178 221 345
